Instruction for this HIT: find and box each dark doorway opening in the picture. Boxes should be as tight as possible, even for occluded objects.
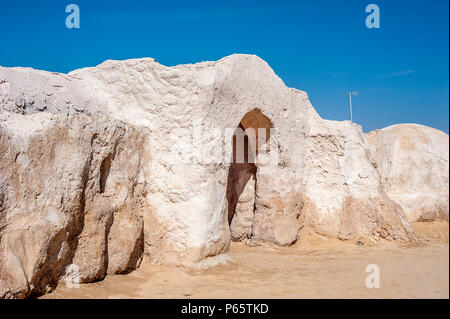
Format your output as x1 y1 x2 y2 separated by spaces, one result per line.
226 109 273 226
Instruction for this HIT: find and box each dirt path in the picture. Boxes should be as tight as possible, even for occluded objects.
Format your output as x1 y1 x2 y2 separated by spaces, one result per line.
42 222 449 299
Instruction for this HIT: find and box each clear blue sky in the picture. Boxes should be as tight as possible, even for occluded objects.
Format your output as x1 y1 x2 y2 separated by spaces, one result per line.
1 0 448 133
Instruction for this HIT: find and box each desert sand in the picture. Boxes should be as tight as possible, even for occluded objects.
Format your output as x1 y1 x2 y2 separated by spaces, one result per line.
42 221 449 299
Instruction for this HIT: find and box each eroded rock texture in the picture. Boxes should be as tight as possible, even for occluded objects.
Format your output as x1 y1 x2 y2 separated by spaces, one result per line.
367 124 449 222
0 54 447 298
0 112 146 298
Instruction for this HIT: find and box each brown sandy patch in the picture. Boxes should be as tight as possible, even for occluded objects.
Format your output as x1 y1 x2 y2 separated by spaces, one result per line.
411 220 449 243
42 222 449 299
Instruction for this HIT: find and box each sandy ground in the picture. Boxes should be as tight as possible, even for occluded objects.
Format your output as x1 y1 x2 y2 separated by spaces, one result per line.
42 221 449 299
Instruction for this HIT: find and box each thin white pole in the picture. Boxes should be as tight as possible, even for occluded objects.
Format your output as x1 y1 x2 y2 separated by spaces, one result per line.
349 93 353 123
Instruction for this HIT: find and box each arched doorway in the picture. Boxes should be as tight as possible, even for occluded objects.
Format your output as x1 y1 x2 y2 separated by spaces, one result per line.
226 108 273 241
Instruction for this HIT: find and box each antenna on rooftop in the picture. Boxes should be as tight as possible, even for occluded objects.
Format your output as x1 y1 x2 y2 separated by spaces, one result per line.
344 91 359 122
